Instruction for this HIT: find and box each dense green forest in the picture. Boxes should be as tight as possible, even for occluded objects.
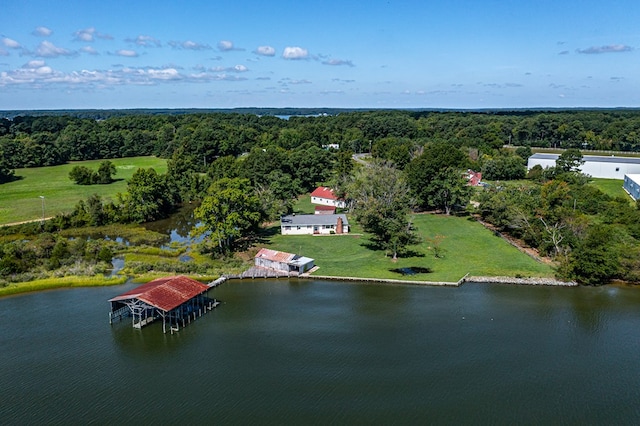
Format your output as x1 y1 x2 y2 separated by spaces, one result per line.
2 109 640 285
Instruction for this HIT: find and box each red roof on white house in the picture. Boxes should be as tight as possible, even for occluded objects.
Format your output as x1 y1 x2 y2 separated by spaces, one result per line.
310 186 339 200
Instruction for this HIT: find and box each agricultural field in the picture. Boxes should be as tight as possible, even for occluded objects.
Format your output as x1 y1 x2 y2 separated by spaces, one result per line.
0 156 167 225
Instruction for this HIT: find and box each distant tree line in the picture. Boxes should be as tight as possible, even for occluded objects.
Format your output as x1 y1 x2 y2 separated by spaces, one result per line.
3 110 640 284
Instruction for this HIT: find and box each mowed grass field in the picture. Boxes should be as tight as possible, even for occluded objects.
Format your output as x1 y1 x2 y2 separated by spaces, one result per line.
0 156 167 225
266 211 554 282
589 178 628 200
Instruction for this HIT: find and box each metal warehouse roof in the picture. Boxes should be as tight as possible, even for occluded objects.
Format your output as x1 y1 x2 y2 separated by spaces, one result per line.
530 153 640 164
280 214 349 226
108 275 209 312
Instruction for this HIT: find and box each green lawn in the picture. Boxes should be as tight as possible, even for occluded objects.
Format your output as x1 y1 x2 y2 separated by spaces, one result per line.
265 213 554 282
589 178 628 200
0 156 167 225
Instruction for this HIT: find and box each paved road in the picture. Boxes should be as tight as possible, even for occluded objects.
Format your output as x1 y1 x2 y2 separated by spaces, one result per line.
352 153 371 166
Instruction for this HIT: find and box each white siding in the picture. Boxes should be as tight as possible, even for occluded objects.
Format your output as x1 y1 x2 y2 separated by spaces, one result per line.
281 224 349 235
310 196 346 208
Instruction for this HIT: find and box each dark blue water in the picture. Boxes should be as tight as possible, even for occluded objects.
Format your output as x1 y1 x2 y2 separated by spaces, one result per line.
1 280 639 424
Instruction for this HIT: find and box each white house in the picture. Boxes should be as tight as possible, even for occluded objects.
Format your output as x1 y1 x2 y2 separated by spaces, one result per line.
528 153 640 179
310 186 346 208
281 214 349 235
254 248 315 274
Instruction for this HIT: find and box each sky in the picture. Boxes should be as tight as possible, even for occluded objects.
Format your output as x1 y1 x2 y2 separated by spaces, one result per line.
1 0 639 110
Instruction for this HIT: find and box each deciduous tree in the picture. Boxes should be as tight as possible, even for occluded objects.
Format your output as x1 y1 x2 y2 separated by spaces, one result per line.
195 178 263 254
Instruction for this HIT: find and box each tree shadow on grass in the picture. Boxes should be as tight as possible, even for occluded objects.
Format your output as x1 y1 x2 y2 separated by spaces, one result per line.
1 175 24 184
253 225 280 245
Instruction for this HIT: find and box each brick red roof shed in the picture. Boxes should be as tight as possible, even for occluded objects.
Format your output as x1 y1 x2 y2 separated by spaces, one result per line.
315 205 336 214
109 275 209 312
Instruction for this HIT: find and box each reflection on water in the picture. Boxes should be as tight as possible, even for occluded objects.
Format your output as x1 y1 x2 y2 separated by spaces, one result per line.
143 203 200 245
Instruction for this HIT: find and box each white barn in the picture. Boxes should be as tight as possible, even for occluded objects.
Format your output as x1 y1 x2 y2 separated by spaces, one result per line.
528 153 640 179
281 214 349 235
310 187 346 208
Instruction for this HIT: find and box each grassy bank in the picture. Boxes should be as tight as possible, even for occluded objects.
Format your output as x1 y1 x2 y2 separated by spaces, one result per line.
0 275 128 298
0 156 167 225
266 213 554 282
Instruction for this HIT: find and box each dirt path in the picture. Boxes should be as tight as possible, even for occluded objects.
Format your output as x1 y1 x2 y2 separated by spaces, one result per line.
1 217 54 227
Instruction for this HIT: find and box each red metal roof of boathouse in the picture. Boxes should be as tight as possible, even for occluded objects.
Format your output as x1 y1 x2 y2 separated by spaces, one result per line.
255 248 296 263
310 186 339 200
108 276 209 312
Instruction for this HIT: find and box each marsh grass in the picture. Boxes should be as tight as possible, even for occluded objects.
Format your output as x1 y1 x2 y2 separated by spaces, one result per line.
0 275 127 297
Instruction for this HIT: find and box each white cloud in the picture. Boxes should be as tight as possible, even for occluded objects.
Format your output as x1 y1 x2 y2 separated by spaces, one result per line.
322 58 354 67
33 26 53 37
147 68 181 80
577 44 633 54
0 48 8 56
218 40 234 51
0 62 256 88
255 45 276 56
74 27 97 42
282 46 308 59
73 27 112 42
2 37 22 49
210 65 249 73
126 35 161 47
35 41 73 57
116 49 138 57
169 40 211 50
81 46 99 55
23 60 46 69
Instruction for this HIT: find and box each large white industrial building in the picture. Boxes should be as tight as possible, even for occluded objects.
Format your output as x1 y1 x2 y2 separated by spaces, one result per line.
527 153 640 179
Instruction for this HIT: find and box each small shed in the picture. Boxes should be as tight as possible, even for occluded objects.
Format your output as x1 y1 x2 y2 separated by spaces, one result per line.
254 248 315 273
108 275 218 333
315 205 336 215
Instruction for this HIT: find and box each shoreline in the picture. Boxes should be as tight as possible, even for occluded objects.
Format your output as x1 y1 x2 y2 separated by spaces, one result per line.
222 272 578 287
0 272 583 299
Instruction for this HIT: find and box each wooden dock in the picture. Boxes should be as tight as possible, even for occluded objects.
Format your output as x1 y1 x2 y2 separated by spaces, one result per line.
228 266 298 279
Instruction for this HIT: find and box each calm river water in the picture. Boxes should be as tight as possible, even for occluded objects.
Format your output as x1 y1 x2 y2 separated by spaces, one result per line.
1 279 640 424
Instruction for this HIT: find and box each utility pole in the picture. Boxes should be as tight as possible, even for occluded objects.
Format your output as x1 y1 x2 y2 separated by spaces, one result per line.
39 195 45 226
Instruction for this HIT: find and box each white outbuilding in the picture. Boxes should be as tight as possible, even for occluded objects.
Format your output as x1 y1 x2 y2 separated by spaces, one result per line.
528 153 640 179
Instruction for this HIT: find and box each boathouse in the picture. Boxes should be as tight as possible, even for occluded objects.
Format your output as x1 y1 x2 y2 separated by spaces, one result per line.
254 248 315 273
108 275 219 333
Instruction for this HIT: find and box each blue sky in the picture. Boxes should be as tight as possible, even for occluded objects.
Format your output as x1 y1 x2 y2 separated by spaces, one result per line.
1 0 639 110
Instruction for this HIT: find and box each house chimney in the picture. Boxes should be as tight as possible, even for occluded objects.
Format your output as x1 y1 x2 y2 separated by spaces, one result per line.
336 216 343 234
